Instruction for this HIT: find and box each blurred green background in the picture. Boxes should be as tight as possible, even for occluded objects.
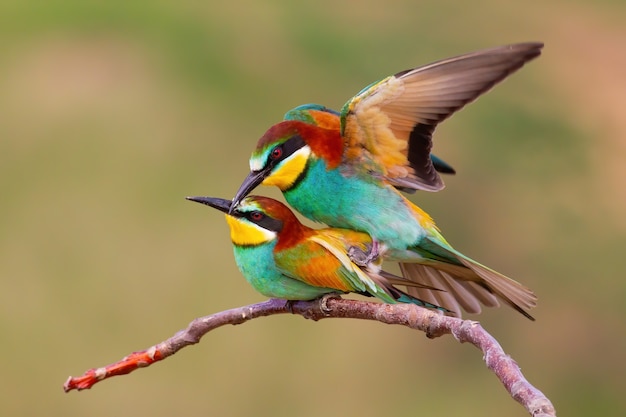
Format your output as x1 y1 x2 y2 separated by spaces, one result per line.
2 1 625 416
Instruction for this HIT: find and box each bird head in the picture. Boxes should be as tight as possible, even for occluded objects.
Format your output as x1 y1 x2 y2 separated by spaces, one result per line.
283 103 341 130
187 195 303 247
231 121 342 210
231 122 311 209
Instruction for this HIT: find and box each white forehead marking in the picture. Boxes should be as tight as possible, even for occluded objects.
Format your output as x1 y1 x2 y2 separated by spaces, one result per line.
250 155 264 171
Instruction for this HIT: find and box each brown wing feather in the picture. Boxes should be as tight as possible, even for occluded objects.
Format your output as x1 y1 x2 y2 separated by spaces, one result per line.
342 42 544 191
399 257 536 320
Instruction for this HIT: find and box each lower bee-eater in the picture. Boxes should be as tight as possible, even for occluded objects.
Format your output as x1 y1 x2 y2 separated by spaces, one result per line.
231 43 542 319
187 195 447 311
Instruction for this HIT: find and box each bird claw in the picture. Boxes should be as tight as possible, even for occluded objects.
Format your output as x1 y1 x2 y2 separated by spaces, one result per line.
284 299 296 314
348 239 380 266
319 293 341 313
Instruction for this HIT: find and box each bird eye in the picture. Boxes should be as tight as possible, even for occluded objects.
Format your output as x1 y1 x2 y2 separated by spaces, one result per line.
249 211 264 221
269 146 283 160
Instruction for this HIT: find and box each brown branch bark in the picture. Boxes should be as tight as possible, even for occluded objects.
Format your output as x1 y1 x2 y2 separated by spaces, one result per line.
64 297 556 417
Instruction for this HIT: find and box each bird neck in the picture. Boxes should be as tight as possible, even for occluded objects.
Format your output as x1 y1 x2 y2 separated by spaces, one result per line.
273 219 311 252
297 123 343 169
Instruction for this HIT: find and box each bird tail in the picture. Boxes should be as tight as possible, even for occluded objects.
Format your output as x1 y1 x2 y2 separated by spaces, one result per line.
379 270 443 291
370 271 450 313
400 239 537 320
391 287 451 313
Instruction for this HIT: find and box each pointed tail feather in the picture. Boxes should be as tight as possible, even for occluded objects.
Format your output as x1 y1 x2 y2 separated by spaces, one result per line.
369 271 450 313
400 249 537 320
456 256 537 320
378 270 444 291
388 285 451 313
400 263 497 318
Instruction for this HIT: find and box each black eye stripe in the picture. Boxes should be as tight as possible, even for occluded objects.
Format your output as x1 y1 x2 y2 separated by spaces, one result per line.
233 210 284 232
257 216 283 233
268 135 306 166
246 212 283 232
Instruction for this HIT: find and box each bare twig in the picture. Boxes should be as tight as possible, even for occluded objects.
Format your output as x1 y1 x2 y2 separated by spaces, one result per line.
64 297 556 417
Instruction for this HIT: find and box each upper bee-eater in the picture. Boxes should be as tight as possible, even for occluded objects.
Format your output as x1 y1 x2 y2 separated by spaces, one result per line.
187 195 447 311
231 43 543 319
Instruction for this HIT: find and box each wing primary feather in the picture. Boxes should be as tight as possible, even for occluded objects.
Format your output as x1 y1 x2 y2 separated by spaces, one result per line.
341 42 543 192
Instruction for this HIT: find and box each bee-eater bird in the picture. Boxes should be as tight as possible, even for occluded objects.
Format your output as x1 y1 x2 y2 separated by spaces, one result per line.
187 195 447 311
231 43 543 320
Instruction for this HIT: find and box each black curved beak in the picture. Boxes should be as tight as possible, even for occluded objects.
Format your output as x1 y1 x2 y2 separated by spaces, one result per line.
230 169 267 213
186 196 232 214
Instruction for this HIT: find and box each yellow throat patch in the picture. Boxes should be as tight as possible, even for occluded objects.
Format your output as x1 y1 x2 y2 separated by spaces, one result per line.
225 215 276 246
261 146 310 190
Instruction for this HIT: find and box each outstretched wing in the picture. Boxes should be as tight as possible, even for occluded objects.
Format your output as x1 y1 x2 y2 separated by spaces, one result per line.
340 42 543 191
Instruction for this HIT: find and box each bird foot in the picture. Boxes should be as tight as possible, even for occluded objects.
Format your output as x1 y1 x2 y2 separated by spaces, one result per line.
284 299 296 314
319 293 341 314
348 239 380 267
